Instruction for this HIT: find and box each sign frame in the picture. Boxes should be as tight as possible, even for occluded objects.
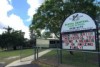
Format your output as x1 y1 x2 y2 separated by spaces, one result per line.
60 13 98 51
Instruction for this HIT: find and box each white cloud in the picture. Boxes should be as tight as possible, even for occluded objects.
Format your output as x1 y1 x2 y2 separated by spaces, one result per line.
0 0 30 39
27 0 45 20
8 0 12 4
0 0 13 29
0 0 13 16
8 14 30 39
0 29 6 34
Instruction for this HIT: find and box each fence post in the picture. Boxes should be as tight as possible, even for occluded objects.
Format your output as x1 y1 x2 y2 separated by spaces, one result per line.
36 47 39 60
20 46 22 62
59 49 62 64
34 46 36 61
96 18 100 67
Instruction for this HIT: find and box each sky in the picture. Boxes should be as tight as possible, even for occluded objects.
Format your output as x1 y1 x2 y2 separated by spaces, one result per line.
0 0 44 39
0 0 100 39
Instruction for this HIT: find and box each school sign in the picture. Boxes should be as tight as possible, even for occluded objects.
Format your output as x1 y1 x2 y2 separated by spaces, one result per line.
61 13 97 50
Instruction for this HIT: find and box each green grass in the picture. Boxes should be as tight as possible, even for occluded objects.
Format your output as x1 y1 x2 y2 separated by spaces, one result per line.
62 50 98 67
0 49 34 58
39 63 52 67
0 48 44 65
41 50 99 67
0 49 35 65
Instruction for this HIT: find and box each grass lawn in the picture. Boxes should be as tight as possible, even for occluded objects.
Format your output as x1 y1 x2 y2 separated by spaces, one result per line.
40 49 99 67
0 48 36 65
0 49 34 58
62 50 98 67
38 49 61 67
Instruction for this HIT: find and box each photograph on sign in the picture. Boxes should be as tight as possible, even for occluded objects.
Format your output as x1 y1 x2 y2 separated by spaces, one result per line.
62 32 96 50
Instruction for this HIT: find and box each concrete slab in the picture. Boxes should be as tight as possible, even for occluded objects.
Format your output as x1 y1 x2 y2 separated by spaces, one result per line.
5 49 51 67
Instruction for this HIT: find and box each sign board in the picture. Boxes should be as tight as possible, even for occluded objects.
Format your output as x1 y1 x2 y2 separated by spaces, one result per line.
62 32 95 50
61 13 96 32
61 13 97 50
36 39 49 48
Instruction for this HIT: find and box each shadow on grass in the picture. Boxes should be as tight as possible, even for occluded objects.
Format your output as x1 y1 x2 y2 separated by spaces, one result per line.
38 49 99 67
62 50 99 67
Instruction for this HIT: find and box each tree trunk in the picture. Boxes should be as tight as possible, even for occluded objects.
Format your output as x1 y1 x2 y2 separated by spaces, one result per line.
13 46 17 50
70 51 74 55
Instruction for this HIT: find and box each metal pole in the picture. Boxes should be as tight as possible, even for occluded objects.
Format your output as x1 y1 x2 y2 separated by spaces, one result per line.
34 46 36 61
36 47 39 60
20 46 22 62
96 0 100 67
60 33 62 64
97 26 100 67
33 45 34 60
60 49 62 64
56 40 60 66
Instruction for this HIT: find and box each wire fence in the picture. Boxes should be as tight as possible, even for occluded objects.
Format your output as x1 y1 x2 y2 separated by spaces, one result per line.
34 38 100 67
0 38 100 67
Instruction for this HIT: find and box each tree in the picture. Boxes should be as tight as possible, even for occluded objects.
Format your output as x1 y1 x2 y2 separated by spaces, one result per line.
35 29 41 38
42 31 51 39
3 26 12 33
0 27 26 50
29 25 36 47
30 0 100 38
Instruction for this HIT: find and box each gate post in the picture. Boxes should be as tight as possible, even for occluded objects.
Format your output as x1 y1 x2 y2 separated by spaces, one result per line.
96 21 100 67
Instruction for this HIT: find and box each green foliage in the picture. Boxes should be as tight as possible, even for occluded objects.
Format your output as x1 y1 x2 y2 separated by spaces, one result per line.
30 0 100 38
36 29 41 38
42 32 51 39
0 27 26 50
